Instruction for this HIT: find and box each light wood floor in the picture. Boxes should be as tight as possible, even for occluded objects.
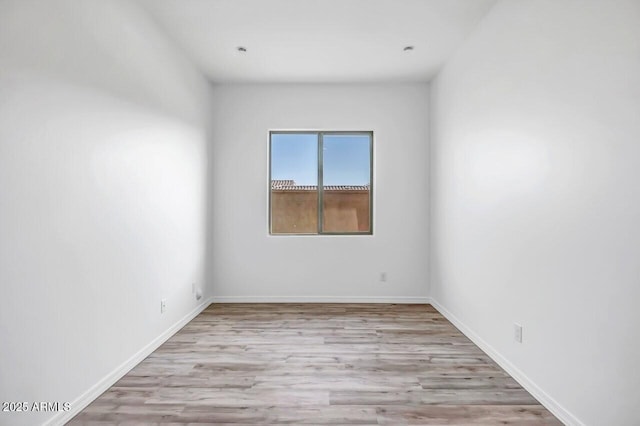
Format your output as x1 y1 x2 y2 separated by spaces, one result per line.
70 304 561 425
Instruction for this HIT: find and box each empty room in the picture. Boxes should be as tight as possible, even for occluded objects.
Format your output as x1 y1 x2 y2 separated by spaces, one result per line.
1 0 638 425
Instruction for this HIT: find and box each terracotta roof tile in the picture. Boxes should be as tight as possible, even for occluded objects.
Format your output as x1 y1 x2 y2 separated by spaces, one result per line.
271 179 295 187
271 180 369 191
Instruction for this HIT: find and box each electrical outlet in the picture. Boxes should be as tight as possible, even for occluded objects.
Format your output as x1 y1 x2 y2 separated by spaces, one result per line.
160 299 167 314
514 323 523 343
380 272 387 282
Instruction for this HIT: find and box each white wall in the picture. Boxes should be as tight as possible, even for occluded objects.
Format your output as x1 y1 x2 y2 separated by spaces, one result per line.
430 1 640 425
0 1 213 425
210 84 429 302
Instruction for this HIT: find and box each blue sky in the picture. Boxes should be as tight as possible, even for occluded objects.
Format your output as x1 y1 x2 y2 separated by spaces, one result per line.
271 133 370 186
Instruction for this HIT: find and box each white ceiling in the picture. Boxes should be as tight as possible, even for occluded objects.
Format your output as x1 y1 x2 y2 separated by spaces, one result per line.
139 0 496 83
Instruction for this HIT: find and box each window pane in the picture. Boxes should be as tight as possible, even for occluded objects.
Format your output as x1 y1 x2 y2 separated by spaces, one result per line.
322 134 371 233
270 133 318 234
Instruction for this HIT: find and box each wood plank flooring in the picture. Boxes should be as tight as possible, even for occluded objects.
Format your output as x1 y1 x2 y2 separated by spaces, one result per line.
69 304 561 425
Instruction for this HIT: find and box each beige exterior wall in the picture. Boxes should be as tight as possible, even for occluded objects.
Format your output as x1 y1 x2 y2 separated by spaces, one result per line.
271 190 370 234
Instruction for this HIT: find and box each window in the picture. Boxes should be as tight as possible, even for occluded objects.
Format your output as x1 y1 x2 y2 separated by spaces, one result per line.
269 131 373 235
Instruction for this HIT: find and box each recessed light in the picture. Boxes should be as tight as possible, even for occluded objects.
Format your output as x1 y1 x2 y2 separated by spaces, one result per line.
403 46 414 52
237 46 247 53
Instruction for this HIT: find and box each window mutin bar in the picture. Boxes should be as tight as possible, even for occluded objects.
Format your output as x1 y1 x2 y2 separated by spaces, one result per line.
318 132 324 234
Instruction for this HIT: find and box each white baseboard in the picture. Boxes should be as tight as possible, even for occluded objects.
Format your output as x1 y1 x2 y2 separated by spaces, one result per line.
45 297 213 426
429 298 583 426
211 295 431 304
